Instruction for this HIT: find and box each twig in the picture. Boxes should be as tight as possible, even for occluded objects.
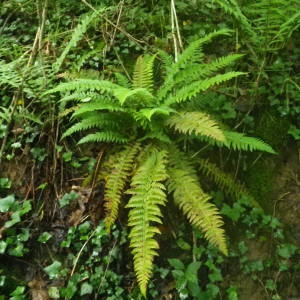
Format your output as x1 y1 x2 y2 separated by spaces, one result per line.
170 0 183 62
81 0 147 46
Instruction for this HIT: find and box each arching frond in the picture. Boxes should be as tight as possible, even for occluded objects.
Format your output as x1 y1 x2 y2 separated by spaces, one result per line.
61 114 123 139
167 149 227 255
43 79 119 96
77 131 128 144
213 0 257 42
175 29 233 72
113 87 155 106
126 149 168 296
164 72 245 105
166 111 226 142
53 8 106 72
104 143 141 232
157 29 233 101
222 131 276 153
199 130 276 153
71 99 124 117
198 158 261 208
115 72 131 88
174 54 244 86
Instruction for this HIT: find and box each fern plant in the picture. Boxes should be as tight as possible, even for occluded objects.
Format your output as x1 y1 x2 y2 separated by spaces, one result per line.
44 29 275 296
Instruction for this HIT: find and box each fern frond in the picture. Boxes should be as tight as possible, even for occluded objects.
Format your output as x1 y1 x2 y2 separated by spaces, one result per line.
71 98 124 117
165 71 245 105
61 114 123 138
77 131 128 144
213 0 257 42
104 143 141 232
126 149 168 296
222 131 276 153
166 111 225 142
167 149 227 255
199 130 276 153
175 29 233 71
115 72 131 88
136 106 175 121
53 8 106 72
43 79 119 96
113 87 155 106
198 158 261 208
132 54 156 94
271 11 300 48
157 29 233 100
0 60 23 88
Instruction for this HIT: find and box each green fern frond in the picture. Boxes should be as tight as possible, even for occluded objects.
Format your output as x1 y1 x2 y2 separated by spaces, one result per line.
0 60 23 88
113 87 155 106
132 54 156 94
126 149 168 296
213 0 257 42
222 131 276 153
157 29 233 100
175 54 244 86
198 158 261 208
271 11 300 48
167 150 227 255
200 130 276 153
71 99 124 117
202 54 244 76
53 8 106 72
43 79 119 96
77 131 128 144
59 92 96 104
61 114 122 139
165 71 245 105
104 143 141 232
166 111 225 142
115 72 131 88
136 106 175 121
175 29 233 71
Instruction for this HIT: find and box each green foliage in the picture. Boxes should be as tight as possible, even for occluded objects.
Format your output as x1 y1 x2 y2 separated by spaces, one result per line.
1 0 299 298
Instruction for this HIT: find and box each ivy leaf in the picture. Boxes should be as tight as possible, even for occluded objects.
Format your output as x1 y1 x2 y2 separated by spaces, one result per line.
0 241 7 254
48 287 60 299
277 243 297 259
44 261 62 279
80 282 93 296
38 232 53 243
185 262 201 283
59 191 78 208
0 195 15 212
168 258 185 270
5 211 21 228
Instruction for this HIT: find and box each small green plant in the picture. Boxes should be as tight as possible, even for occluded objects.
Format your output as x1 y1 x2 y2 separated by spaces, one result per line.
42 220 127 299
45 29 275 295
0 194 32 296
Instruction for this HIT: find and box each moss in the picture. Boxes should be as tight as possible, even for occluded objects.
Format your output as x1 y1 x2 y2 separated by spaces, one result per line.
255 109 289 151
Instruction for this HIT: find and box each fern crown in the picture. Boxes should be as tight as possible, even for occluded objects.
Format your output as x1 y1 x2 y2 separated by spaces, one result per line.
45 30 275 296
